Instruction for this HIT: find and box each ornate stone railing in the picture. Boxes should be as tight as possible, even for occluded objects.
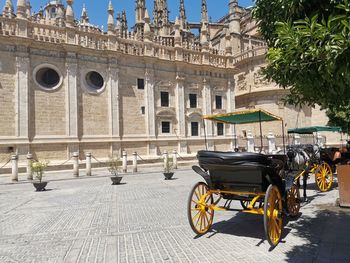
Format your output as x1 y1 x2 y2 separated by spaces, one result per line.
233 47 267 64
0 16 265 68
0 17 17 36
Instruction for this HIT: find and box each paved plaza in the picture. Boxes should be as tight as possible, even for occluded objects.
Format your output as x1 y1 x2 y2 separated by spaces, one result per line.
0 168 349 263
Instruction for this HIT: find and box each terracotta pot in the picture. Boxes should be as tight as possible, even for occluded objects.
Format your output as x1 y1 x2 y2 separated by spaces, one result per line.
33 181 48 191
337 165 350 208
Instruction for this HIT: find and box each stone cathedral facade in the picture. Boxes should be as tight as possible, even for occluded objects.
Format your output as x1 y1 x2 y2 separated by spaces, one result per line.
0 0 330 162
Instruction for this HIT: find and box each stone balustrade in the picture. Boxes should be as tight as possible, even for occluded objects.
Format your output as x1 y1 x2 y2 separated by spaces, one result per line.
0 16 264 69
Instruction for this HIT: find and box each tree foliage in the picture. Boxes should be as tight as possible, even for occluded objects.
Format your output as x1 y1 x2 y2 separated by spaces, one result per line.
253 0 350 112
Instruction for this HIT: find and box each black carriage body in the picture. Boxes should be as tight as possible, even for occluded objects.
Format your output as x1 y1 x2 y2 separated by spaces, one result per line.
197 151 284 197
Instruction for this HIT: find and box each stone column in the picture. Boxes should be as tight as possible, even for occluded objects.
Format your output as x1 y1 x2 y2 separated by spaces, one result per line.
15 53 30 140
226 78 236 150
202 78 214 150
26 153 33 180
145 68 156 137
175 74 187 153
108 58 120 137
65 53 79 154
145 68 156 156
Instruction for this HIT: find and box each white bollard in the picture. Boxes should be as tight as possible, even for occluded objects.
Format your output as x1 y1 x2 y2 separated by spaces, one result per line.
247 131 255 152
267 132 276 154
163 150 168 171
26 153 33 180
11 155 18 182
86 152 92 176
317 134 324 147
173 150 178 169
73 152 79 177
293 134 300 145
122 150 127 173
132 152 138 173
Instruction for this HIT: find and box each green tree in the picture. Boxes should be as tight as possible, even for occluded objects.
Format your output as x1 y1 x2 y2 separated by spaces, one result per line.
326 106 350 134
253 0 350 113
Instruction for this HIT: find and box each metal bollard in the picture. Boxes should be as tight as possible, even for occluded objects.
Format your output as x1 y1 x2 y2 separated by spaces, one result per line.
73 152 79 177
163 150 168 171
173 150 178 169
122 150 127 173
86 152 92 176
132 152 138 173
11 154 18 182
26 153 33 180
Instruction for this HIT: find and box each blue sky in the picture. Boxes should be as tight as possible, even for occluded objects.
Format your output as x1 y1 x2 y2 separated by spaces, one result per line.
1 0 254 28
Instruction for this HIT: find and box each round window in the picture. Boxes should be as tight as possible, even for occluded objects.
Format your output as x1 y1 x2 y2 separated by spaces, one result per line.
33 65 62 91
85 71 104 90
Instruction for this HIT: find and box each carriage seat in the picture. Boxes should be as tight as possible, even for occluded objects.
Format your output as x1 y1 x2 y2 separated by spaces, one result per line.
197 150 271 167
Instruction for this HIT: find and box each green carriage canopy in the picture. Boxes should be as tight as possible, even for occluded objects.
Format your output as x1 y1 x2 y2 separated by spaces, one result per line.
288 126 342 134
202 109 285 152
203 109 282 124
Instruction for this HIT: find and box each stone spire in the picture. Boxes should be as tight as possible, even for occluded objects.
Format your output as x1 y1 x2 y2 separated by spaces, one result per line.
135 0 145 35
224 27 232 55
121 10 128 37
66 0 75 27
174 16 182 47
143 9 152 42
16 0 27 19
201 0 208 24
135 0 145 24
179 0 187 30
153 0 169 35
56 2 65 26
80 4 89 24
2 0 14 18
115 12 122 34
26 1 31 18
200 21 209 46
107 1 115 34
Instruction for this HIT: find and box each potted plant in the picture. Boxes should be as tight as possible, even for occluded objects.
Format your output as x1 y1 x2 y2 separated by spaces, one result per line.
31 160 49 191
163 157 174 180
108 156 123 185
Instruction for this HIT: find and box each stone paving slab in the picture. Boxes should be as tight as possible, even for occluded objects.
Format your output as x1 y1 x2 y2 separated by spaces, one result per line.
0 169 349 263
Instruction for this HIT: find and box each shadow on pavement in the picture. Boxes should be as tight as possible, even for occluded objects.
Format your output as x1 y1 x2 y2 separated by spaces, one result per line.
207 212 292 247
285 207 350 263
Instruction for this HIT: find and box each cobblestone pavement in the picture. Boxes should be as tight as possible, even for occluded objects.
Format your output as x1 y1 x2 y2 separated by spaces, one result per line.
0 169 349 263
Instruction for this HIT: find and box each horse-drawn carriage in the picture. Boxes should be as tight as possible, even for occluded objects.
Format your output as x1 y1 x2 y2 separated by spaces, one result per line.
287 126 342 195
188 109 300 247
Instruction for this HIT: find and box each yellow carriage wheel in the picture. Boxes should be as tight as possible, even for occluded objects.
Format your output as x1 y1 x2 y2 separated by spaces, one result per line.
187 182 214 235
286 184 300 217
263 184 283 247
315 162 333 192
